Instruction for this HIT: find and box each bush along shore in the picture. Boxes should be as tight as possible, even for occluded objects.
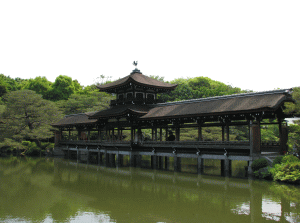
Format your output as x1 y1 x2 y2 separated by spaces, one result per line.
1 141 54 157
252 154 300 184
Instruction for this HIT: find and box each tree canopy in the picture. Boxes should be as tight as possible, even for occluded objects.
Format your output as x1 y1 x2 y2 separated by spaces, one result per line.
0 90 62 150
158 76 247 102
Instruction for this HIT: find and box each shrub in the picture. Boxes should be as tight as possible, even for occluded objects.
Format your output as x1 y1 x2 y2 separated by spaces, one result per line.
270 155 300 183
251 158 268 172
273 156 284 165
282 155 299 163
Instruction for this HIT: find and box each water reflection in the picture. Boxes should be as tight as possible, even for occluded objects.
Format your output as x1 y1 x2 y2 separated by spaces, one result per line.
0 157 299 222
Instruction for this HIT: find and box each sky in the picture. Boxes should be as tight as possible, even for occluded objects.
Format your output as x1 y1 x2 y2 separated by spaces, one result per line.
0 0 299 92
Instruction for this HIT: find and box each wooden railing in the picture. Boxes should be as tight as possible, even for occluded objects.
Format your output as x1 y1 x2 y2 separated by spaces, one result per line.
59 140 251 150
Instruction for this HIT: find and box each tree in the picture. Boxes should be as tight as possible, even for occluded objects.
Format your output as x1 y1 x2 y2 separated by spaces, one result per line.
44 75 75 101
0 90 62 151
56 92 112 115
285 87 300 115
284 87 300 151
24 76 52 98
94 74 112 86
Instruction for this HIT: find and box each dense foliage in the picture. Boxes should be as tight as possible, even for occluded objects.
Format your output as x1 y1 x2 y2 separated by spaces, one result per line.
0 90 62 154
270 155 300 183
251 158 268 172
158 76 247 102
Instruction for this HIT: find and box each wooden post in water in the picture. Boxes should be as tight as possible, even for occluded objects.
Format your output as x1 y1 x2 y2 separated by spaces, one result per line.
129 152 135 167
221 158 231 177
151 155 157 169
98 150 101 165
197 155 203 174
165 156 169 170
77 148 80 162
174 155 181 172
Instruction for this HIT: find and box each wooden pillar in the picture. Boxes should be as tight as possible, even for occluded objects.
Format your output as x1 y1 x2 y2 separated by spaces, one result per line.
136 155 141 168
160 128 163 141
104 150 109 167
158 156 163 169
226 123 230 141
154 128 157 141
279 120 288 154
68 129 71 140
131 127 134 142
197 156 203 174
77 148 80 162
175 127 180 141
174 155 181 172
88 130 90 141
198 125 203 141
111 154 116 167
165 127 169 141
250 121 261 156
97 150 101 165
118 127 121 141
129 152 136 167
87 149 90 164
151 155 157 169
222 125 225 141
164 156 169 170
152 128 155 141
106 129 109 141
78 129 81 140
112 128 115 142
221 158 231 177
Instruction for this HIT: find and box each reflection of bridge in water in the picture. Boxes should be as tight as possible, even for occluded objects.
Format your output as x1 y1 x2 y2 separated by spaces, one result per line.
53 159 297 222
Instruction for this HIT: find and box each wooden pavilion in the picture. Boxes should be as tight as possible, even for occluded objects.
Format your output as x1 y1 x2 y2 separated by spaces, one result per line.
52 67 295 175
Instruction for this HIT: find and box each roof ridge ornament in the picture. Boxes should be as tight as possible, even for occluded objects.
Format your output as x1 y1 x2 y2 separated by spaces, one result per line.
131 61 141 74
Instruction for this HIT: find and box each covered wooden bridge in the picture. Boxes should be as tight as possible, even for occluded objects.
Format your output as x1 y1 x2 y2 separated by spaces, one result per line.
52 67 294 175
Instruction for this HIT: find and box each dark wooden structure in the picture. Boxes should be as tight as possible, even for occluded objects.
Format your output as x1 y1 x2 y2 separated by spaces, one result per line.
52 67 294 175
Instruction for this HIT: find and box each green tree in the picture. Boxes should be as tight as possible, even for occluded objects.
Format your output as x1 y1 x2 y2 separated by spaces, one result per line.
0 90 62 151
284 87 300 151
56 92 112 115
0 78 8 97
25 76 52 98
45 75 75 101
158 76 245 102
285 87 300 115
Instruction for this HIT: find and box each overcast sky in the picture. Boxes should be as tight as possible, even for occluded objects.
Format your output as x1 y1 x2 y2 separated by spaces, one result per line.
0 0 299 92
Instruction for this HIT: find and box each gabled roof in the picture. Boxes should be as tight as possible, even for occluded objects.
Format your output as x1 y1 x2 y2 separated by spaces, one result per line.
97 70 177 93
88 104 152 119
52 112 98 127
52 89 294 127
139 89 294 120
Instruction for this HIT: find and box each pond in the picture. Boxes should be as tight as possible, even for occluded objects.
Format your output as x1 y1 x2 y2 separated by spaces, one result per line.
0 157 299 222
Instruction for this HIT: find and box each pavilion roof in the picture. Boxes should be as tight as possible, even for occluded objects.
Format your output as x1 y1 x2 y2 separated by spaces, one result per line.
97 70 177 92
53 89 294 127
88 104 152 119
52 112 98 127
139 89 294 120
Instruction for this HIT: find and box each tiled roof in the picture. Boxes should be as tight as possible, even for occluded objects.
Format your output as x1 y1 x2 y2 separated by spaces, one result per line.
52 89 294 126
97 71 177 92
52 112 98 127
140 89 294 119
88 104 152 119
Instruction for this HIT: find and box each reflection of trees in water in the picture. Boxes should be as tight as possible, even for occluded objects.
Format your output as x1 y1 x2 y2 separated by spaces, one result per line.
0 157 299 222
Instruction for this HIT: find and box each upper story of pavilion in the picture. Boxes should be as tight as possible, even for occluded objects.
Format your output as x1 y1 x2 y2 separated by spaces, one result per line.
97 68 177 107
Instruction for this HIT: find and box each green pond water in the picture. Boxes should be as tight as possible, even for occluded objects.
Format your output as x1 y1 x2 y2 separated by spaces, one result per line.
0 156 299 223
